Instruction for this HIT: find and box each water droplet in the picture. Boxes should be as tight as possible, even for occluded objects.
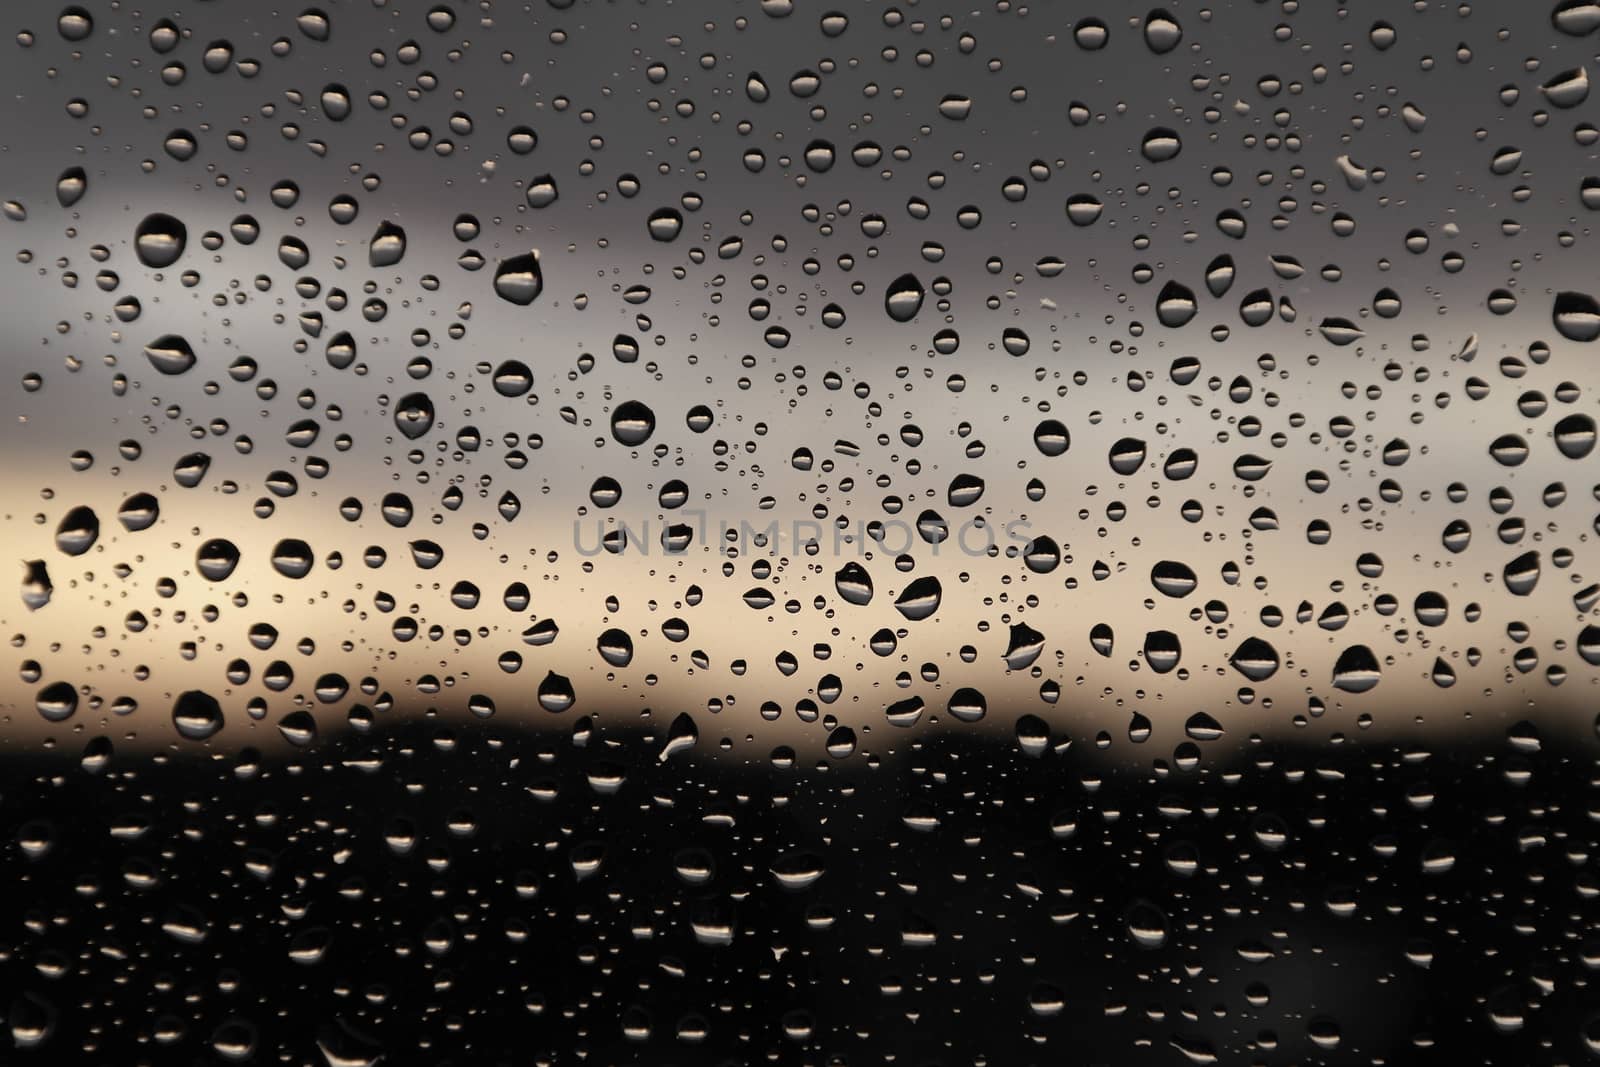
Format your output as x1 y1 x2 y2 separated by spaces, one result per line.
135 212 187 268
55 167 86 208
393 392 435 440
172 690 224 741
884 273 925 322
368 220 407 267
143 334 196 375
493 252 543 305
1554 291 1600 341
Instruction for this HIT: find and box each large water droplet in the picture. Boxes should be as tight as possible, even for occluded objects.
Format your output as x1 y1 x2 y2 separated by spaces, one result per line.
143 334 196 375
610 400 657 446
493 252 543 305
368 220 407 267
55 167 86 207
393 392 435 440
172 690 224 740
1553 291 1600 341
135 212 187 268
885 273 925 322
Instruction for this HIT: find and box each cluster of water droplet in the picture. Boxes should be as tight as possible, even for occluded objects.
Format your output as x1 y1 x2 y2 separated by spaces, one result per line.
4 0 1600 1060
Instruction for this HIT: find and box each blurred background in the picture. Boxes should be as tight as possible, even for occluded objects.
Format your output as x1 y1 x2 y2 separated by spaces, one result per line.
2 0 1598 1062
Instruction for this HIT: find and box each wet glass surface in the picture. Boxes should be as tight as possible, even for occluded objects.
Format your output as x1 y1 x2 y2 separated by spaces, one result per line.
3 0 1600 1062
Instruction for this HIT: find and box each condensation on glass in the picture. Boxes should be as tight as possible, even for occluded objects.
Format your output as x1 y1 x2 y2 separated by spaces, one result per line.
2 0 1599 1062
